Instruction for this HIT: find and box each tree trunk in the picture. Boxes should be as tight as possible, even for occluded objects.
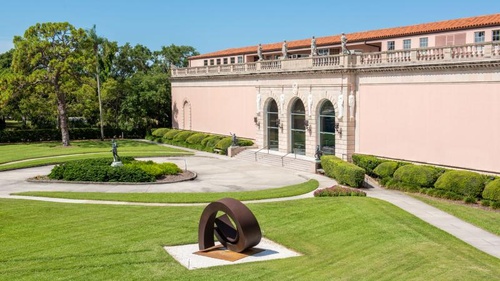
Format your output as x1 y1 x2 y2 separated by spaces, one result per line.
56 92 70 146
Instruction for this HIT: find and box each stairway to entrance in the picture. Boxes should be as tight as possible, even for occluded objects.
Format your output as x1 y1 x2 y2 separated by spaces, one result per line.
234 148 317 173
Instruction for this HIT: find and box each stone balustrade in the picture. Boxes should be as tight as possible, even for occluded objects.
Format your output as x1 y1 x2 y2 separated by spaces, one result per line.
172 42 500 77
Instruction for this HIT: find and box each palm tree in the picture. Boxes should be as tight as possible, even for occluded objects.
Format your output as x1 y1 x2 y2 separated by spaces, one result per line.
87 24 105 141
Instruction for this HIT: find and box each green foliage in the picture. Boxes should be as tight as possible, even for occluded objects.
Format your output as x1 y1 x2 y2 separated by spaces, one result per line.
215 137 233 154
321 155 365 187
186 133 208 145
314 185 367 197
151 128 170 137
464 196 477 204
201 135 223 152
392 164 442 188
434 170 487 198
352 154 386 176
373 161 399 178
48 158 154 182
491 201 500 209
0 128 145 143
173 130 196 143
480 200 491 207
125 160 181 178
482 178 500 201
238 139 254 146
163 129 181 140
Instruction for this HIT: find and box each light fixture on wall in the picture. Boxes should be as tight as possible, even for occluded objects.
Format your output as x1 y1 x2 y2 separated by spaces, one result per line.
304 120 311 132
276 118 282 129
335 122 342 135
253 116 260 127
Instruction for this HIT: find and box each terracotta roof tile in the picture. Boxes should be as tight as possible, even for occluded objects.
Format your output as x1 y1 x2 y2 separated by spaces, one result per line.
191 13 500 60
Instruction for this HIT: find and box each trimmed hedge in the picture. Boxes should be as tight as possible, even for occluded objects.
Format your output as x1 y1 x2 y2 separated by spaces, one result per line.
482 178 500 201
352 154 386 176
172 130 196 144
186 133 209 145
314 186 366 197
373 161 399 179
392 164 442 188
163 129 181 140
201 135 224 152
49 158 155 182
151 128 170 137
434 170 486 198
0 128 145 143
321 155 365 187
126 160 181 179
215 137 233 154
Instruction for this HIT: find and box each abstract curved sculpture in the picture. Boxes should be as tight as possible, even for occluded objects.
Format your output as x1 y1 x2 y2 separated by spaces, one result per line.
198 198 262 253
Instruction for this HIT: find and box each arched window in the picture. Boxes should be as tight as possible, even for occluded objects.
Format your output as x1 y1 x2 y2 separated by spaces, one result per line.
267 99 279 150
182 100 191 130
291 99 306 155
319 100 335 155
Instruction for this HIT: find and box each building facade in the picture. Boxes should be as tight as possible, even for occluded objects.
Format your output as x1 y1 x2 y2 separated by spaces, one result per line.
171 14 500 174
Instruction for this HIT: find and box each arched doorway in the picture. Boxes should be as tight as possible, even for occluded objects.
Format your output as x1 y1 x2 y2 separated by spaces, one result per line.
291 99 306 155
182 100 191 130
319 100 335 155
267 99 279 150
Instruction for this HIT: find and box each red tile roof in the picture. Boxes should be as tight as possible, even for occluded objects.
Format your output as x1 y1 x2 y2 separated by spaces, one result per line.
191 13 500 60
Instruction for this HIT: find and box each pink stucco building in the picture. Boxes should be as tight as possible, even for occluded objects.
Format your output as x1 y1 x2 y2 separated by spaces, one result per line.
171 14 500 174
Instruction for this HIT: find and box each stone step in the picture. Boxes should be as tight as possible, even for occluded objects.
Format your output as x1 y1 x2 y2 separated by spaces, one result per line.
234 149 316 172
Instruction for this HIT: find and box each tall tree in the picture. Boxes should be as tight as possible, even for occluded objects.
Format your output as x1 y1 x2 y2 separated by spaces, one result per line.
87 24 105 140
11 22 93 146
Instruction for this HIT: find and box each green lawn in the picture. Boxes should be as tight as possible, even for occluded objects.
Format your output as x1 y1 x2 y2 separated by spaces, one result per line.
410 193 500 235
14 180 318 203
0 140 192 171
0 198 498 281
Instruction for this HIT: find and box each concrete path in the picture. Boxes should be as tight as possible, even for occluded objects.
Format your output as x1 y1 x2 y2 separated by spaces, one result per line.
0 148 498 259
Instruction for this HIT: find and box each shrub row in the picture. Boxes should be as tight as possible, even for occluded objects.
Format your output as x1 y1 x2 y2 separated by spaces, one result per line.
149 128 254 155
321 155 365 187
48 157 181 183
353 154 500 207
0 128 146 143
314 185 367 197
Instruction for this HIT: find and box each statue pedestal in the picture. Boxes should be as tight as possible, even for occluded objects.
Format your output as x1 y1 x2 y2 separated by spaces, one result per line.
111 161 123 167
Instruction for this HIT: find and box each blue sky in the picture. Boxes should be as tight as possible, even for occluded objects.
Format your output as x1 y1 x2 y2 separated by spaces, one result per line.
0 0 498 54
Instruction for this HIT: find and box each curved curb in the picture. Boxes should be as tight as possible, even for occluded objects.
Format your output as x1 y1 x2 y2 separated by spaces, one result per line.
26 171 198 185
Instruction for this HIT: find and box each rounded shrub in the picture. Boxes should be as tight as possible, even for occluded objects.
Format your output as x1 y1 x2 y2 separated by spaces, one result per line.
491 201 500 210
480 200 491 207
125 160 181 179
215 137 233 154
352 154 385 176
392 164 441 188
482 178 500 201
201 135 224 152
163 129 181 140
238 139 254 146
321 155 365 187
151 128 170 137
434 170 486 198
186 133 209 145
314 185 366 197
173 130 196 143
373 161 399 178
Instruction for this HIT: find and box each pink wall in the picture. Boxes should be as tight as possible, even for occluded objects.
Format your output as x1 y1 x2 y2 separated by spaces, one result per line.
357 83 500 173
171 85 256 139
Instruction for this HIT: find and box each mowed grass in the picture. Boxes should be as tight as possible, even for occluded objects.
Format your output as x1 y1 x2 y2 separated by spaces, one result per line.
0 198 498 281
0 140 192 171
14 180 318 203
410 193 500 235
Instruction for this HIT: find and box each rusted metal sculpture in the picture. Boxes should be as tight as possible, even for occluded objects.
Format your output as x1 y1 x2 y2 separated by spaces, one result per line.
198 198 262 253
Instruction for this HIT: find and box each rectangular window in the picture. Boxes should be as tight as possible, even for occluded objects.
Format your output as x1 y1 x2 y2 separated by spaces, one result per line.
203 60 208 66
493 30 500 41
403 39 411 49
387 41 395 51
474 31 485 43
230 57 235 64
317 48 330 56
210 59 214 65
237 56 243 63
216 58 221 65
223 58 228 64
419 37 428 48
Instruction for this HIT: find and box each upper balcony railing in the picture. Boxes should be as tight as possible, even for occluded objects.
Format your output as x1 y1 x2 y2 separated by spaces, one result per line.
171 42 500 78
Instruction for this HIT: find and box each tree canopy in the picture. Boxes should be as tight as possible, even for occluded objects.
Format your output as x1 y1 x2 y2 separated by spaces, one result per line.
0 22 199 145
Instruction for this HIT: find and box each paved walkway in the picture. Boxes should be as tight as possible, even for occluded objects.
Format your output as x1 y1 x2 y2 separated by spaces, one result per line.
0 148 498 259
